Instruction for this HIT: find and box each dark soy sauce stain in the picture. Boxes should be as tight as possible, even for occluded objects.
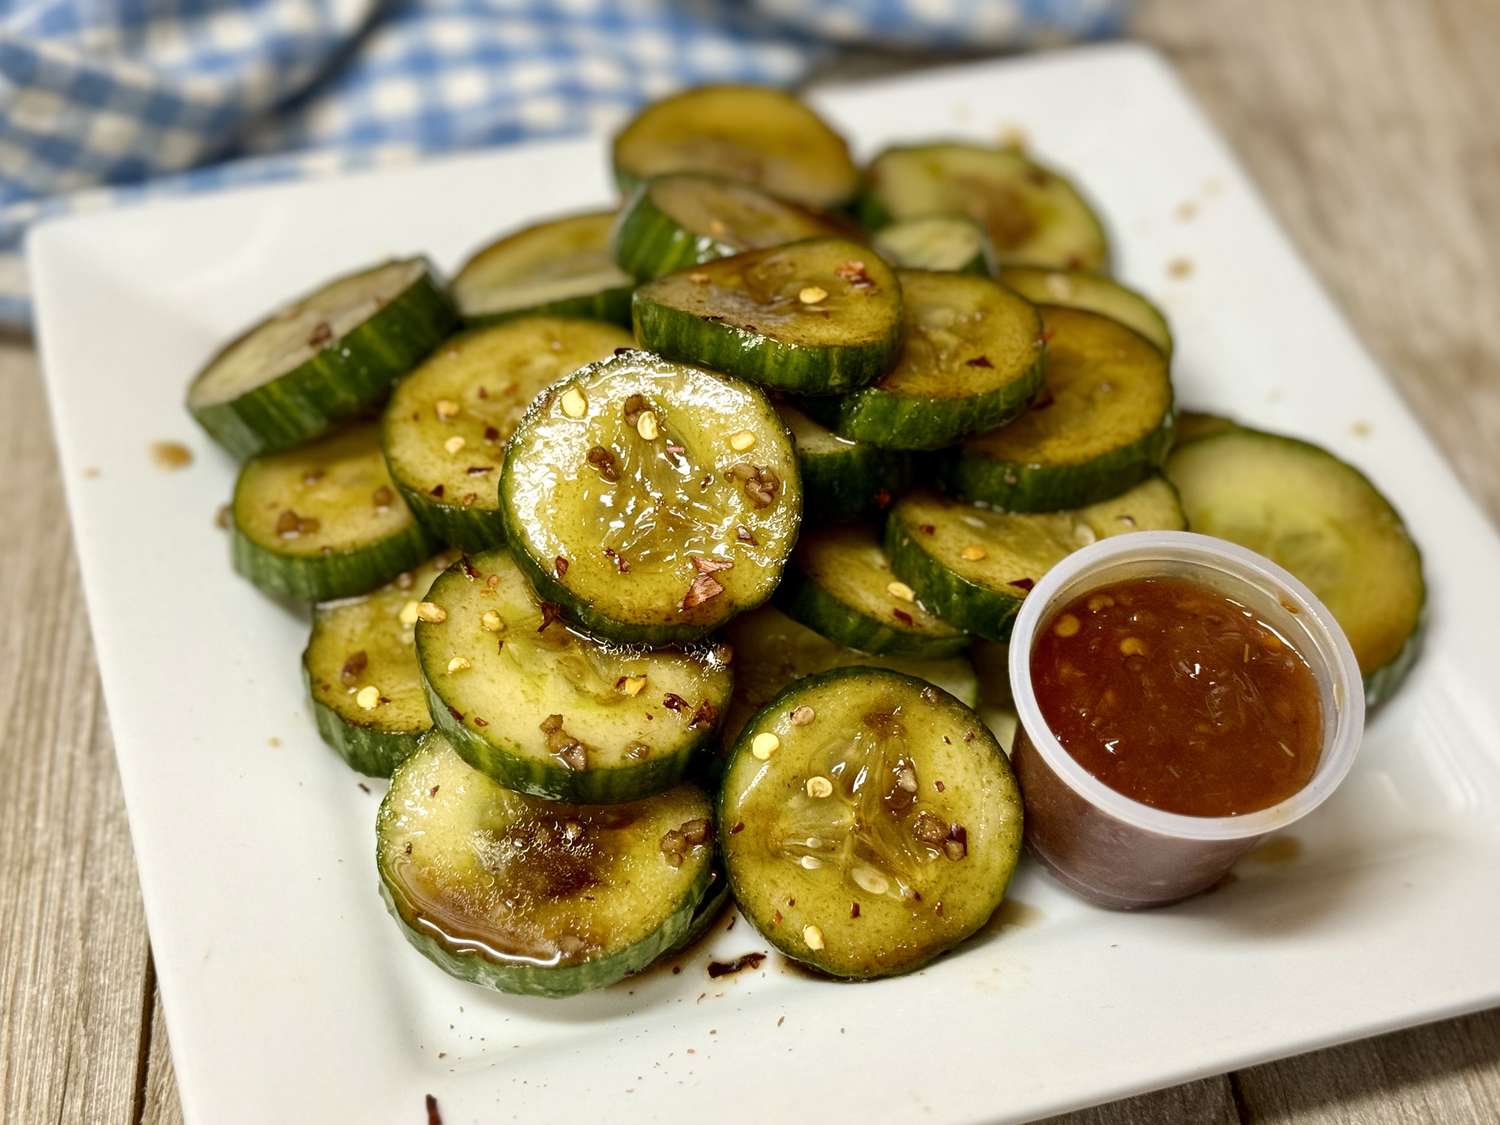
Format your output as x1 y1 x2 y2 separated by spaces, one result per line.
707 951 766 979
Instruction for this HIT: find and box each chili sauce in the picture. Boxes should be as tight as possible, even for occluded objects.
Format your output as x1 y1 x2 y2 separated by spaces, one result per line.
1030 576 1322 817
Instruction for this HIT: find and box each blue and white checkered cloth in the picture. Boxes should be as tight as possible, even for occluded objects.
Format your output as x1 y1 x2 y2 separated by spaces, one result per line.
1 0 1126 327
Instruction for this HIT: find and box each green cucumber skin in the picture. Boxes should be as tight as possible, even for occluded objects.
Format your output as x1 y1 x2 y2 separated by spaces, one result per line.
304 674 424 777
611 183 738 281
943 409 1177 513
230 520 435 602
463 286 633 330
1364 615 1424 707
188 266 457 460
420 664 720 803
799 446 911 523
773 566 970 660
799 351 1045 452
633 293 901 397
390 477 506 554
883 517 1023 643
666 872 731 955
378 860 711 998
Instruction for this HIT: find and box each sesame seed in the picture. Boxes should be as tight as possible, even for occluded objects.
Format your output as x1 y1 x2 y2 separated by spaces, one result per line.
728 430 756 452
886 580 915 602
960 545 987 561
480 610 504 632
446 656 472 674
398 600 420 626
355 686 380 710
434 399 460 420
802 925 824 951
798 285 828 304
805 776 833 799
560 387 588 418
443 435 466 455
416 601 447 623
750 731 780 760
636 410 659 441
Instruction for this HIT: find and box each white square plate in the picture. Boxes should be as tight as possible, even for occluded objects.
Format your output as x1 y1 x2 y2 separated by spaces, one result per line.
30 43 1500 1125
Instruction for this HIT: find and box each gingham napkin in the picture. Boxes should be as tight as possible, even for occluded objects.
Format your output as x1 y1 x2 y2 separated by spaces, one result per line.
1 0 1126 327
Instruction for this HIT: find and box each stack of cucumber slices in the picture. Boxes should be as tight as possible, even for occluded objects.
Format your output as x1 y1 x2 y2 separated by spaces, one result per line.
190 83 1425 996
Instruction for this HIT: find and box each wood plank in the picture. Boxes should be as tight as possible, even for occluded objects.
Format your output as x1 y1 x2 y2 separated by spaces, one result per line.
1042 1079 1241 1125
0 336 153 1124
140 983 184 1125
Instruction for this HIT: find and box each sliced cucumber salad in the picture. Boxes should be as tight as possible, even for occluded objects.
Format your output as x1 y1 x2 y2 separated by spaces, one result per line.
381 317 632 552
720 667 1022 979
451 211 634 326
379 733 715 997
188 258 455 459
1166 426 1425 704
634 237 903 395
800 269 1044 450
778 404 911 523
872 215 995 276
945 305 1174 511
885 477 1187 642
998 265 1172 357
501 350 801 645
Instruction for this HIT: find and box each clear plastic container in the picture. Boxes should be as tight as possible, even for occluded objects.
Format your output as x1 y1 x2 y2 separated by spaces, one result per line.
1008 531 1365 909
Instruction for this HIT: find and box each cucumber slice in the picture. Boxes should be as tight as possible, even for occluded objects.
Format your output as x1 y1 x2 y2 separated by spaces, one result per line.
187 258 456 459
1164 428 1425 704
799 270 1044 450
946 305 1175 511
871 216 995 276
415 550 732 802
381 318 632 552
721 606 978 749
776 524 969 659
500 351 802 645
633 238 902 396
970 640 1019 752
612 85 859 210
231 423 434 601
778 405 910 523
885 477 1187 642
612 173 844 281
378 733 714 998
719 667 1022 979
303 552 454 776
1175 409 1239 445
860 143 1109 271
998 266 1172 357
451 211 634 327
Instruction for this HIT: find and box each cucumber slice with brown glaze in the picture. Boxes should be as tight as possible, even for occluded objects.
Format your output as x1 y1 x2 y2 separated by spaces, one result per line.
231 423 434 601
778 405 910 523
885 477 1187 642
799 269 1044 450
187 258 456 459
612 85 859 210
633 238 902 395
871 216 995 276
415 550 732 802
776 524 969 659
451 211 634 326
719 667 1022 979
378 733 715 998
500 350 801 645
860 142 1109 271
998 265 1172 357
381 318 632 552
945 305 1175 512
612 173 845 281
720 606 978 750
303 552 454 776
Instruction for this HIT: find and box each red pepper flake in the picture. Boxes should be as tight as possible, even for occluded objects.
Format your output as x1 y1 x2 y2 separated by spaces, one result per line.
892 608 914 625
680 572 724 610
707 952 766 978
851 902 861 919
426 1093 444 1125
935 779 946 791
445 705 464 722
834 260 876 291
1040 329 1056 345
537 602 564 631
460 557 480 580
307 321 332 348
731 821 744 834
1030 390 1055 412
1008 577 1036 591
483 425 501 443
473 716 488 727
603 547 630 573
965 355 994 368
920 523 936 535
465 465 494 475
662 692 689 713
553 555 569 577
691 555 734 575
429 785 440 797
873 488 893 510
736 525 758 545
429 483 445 498
476 386 489 399
689 699 718 728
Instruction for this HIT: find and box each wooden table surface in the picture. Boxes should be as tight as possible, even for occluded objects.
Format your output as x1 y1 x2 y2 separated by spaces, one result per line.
3 1 1498 1121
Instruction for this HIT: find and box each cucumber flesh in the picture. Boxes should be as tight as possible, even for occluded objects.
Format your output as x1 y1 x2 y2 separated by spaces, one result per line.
612 85 859 210
778 404 910 523
378 733 714 998
947 305 1174 511
232 423 434 601
721 605 977 750
416 550 732 802
800 269 1044 450
885 476 1187 642
451 211 634 326
998 265 1172 357
871 216 995 276
500 350 802 645
303 552 454 776
612 173 843 281
860 143 1109 271
187 258 456 459
1164 427 1425 703
633 237 903 396
719 667 1022 979
776 523 969 659
381 318 632 552
1174 409 1239 445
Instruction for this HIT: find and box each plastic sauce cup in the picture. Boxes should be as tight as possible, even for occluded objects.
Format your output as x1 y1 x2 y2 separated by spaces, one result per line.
1008 531 1365 910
